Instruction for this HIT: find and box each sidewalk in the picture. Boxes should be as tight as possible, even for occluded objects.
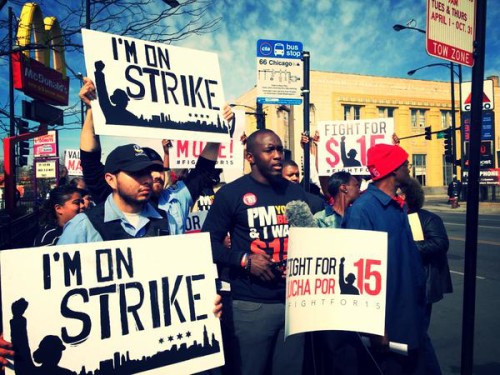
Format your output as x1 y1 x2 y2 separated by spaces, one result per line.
424 194 500 214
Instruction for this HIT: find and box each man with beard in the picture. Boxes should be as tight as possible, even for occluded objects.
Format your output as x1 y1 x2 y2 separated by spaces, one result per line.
342 143 426 375
202 129 307 375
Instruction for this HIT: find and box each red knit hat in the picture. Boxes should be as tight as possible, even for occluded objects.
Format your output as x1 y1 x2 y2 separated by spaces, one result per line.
367 144 409 181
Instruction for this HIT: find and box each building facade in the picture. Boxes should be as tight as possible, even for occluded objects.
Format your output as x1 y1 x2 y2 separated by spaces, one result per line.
235 71 500 189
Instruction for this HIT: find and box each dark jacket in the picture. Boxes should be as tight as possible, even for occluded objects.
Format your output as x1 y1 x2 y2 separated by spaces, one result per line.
415 209 453 304
342 184 426 349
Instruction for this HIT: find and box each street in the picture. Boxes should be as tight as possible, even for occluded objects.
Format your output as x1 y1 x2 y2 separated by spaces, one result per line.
426 205 500 374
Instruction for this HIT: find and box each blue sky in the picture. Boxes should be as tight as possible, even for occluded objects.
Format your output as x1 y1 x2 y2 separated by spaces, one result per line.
1 0 499 157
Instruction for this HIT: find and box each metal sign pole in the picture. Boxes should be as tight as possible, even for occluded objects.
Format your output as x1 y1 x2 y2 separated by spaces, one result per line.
461 1 486 374
302 51 310 193
450 62 458 176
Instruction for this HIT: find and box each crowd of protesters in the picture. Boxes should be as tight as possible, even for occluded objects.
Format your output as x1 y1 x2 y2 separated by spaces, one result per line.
0 76 453 375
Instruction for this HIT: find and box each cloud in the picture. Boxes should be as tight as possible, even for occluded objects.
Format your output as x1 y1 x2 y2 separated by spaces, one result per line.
2 0 499 155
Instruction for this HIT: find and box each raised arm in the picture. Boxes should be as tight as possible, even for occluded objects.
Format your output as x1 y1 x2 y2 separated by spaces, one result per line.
79 77 110 204
79 78 101 153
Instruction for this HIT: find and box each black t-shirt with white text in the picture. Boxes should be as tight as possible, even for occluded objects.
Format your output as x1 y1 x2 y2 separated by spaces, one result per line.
202 174 307 303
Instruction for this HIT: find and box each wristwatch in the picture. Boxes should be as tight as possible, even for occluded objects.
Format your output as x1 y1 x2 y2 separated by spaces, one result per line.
240 253 251 272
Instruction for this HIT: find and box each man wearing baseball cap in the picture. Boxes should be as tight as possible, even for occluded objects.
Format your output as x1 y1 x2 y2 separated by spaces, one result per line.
58 144 168 243
342 143 426 374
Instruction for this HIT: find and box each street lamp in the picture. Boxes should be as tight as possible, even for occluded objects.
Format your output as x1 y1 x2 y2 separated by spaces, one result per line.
392 24 426 34
407 62 461 79
407 62 463 177
393 19 426 34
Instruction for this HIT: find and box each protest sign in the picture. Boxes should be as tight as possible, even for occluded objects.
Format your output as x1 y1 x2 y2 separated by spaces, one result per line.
82 29 230 143
316 118 394 176
185 211 208 234
285 227 387 338
64 149 82 176
169 109 246 170
1 233 223 374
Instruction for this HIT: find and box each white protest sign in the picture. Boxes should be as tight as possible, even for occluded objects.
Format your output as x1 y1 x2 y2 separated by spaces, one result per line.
64 149 83 176
285 227 387 338
1 233 224 375
169 109 246 170
82 29 230 143
185 211 208 234
316 118 394 176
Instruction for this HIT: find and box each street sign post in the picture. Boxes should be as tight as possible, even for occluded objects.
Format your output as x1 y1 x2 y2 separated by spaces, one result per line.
256 39 303 105
426 0 476 67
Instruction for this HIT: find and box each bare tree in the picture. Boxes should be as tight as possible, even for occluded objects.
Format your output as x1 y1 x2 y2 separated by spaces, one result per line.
0 0 221 136
0 0 221 53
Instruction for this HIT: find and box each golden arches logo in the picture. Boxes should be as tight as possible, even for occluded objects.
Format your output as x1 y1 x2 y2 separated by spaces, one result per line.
16 2 66 77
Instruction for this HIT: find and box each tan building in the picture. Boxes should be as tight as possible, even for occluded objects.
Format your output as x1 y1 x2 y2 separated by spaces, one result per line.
235 71 500 189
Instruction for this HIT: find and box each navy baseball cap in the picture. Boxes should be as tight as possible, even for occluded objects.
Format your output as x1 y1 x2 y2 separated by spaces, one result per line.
104 144 162 174
142 147 164 167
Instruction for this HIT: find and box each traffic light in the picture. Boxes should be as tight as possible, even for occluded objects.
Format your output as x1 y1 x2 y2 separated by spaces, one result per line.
18 141 29 167
17 120 30 166
256 102 266 130
424 126 432 140
18 119 29 135
444 128 453 163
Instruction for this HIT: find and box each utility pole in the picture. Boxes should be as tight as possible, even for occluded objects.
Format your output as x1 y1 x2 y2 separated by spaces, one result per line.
461 0 487 374
302 51 310 193
6 6 17 215
450 62 457 176
86 0 91 29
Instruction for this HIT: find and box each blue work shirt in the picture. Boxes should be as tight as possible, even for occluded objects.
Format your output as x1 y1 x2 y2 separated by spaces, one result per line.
58 194 164 244
342 183 426 350
157 180 193 235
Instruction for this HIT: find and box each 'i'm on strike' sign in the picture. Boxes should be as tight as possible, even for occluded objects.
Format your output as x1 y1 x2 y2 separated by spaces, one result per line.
1 234 224 375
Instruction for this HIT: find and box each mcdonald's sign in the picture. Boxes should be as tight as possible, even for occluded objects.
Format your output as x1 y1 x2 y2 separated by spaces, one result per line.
11 3 69 106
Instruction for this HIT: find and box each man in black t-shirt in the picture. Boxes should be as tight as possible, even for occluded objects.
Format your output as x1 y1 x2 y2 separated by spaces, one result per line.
202 129 307 375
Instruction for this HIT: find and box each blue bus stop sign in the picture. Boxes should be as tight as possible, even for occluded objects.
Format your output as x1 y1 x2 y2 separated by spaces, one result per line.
256 39 303 105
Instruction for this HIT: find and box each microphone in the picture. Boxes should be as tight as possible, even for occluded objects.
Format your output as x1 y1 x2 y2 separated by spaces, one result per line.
285 200 318 228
